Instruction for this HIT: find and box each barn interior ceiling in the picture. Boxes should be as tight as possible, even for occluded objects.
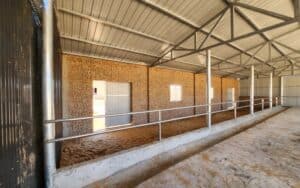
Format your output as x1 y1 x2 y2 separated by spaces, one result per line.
33 0 300 78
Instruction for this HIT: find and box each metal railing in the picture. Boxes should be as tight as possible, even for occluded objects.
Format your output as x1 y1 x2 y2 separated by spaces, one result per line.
45 97 280 143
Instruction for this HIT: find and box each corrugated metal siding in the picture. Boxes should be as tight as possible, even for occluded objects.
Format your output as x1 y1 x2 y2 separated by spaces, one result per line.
0 1 43 187
0 0 63 186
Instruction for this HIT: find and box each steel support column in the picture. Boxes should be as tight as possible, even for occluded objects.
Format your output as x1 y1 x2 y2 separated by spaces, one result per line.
294 0 300 20
250 65 254 115
206 50 212 129
269 72 273 109
42 0 56 187
280 76 284 105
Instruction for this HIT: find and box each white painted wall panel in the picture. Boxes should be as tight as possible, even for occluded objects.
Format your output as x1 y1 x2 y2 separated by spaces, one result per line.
240 77 280 97
282 76 300 106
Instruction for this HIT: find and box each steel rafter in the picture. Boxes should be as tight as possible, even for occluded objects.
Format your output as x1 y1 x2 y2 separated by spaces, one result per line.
222 42 269 77
295 0 300 20
197 29 269 67
139 0 295 69
212 14 300 73
138 0 274 68
231 4 292 69
230 4 235 39
61 35 160 58
228 1 293 21
149 6 229 66
198 8 227 50
215 25 300 69
273 41 300 55
158 19 296 65
58 8 176 46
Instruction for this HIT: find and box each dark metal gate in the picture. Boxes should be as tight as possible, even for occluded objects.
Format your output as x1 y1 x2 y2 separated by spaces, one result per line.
0 0 43 187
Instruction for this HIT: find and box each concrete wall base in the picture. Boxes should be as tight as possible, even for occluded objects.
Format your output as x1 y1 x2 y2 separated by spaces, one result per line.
53 107 286 188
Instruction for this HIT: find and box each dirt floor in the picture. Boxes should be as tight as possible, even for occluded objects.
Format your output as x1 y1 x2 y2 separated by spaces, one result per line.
137 107 300 188
60 107 263 167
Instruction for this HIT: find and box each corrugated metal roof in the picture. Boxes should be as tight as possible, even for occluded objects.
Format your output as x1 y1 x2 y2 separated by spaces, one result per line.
53 0 300 78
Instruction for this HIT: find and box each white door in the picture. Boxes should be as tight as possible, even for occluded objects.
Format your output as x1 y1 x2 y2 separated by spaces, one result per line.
226 88 235 109
282 76 300 106
93 81 131 130
93 81 106 131
105 82 131 126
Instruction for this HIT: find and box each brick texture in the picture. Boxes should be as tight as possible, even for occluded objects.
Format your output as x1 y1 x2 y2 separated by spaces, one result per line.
62 54 239 136
62 55 148 136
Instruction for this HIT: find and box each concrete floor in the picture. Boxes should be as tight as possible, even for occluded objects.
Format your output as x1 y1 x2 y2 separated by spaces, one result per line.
137 107 300 188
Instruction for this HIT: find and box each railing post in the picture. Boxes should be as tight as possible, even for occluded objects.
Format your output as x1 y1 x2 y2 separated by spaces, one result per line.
206 50 212 129
250 65 254 115
158 110 162 141
280 76 284 106
234 101 237 119
269 72 273 109
43 0 56 187
275 97 278 106
262 99 264 110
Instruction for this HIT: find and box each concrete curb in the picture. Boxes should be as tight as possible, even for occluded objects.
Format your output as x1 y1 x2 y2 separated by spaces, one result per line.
53 107 285 188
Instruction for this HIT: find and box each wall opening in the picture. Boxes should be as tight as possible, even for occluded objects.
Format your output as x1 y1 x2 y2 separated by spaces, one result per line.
226 88 235 109
169 84 182 102
93 81 131 131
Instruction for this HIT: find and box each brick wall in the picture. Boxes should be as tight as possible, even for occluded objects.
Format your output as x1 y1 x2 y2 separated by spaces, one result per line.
149 67 195 121
62 54 239 136
62 55 148 136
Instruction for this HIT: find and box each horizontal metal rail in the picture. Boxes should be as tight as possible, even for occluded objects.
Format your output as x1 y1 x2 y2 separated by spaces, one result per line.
45 97 279 143
236 105 250 110
211 108 233 114
46 104 209 123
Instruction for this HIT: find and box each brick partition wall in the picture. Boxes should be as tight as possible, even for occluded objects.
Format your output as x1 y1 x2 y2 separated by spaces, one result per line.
149 67 195 121
62 55 148 136
62 54 239 136
222 77 240 108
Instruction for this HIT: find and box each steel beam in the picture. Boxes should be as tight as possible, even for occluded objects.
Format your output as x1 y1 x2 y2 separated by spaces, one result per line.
273 41 300 55
230 5 235 39
294 0 300 19
61 35 160 58
138 0 198 28
216 26 300 74
198 29 269 67
206 50 212 129
276 64 291 76
150 7 229 66
222 26 300 76
63 51 148 65
198 9 227 50
159 19 296 65
221 42 268 77
43 0 56 187
138 0 274 69
233 5 293 69
229 1 293 21
250 65 255 115
58 8 175 46
208 41 268 70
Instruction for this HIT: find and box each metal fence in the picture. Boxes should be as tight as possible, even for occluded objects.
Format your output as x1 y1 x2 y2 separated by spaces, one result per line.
45 97 280 143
